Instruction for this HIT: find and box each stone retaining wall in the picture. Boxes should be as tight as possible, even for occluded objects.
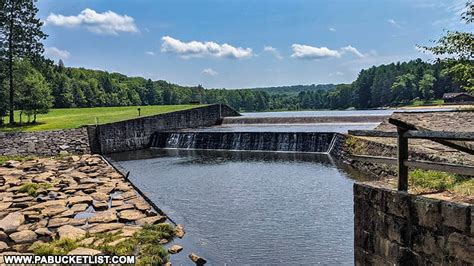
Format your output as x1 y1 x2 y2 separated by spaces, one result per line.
0 128 90 156
354 183 473 265
92 104 240 154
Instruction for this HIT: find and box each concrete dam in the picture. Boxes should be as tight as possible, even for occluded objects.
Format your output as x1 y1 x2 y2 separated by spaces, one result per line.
89 104 387 154
150 131 337 153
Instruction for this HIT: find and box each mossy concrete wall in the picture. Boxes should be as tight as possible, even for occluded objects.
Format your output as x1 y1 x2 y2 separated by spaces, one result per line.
90 104 240 154
354 183 473 265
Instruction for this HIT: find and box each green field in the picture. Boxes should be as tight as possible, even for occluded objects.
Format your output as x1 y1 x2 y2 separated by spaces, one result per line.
408 99 444 106
1 105 204 132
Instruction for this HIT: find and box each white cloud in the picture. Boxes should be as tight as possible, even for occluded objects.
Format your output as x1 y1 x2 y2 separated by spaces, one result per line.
291 44 341 59
387 19 403 29
45 8 138 35
291 43 369 60
145 51 156 56
202 68 218 76
328 27 337 32
161 36 253 59
44 47 70 59
340 45 366 58
263 46 283 60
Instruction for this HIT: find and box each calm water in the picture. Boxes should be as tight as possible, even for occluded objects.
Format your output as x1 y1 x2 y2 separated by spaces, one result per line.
241 108 453 117
112 149 364 265
183 122 380 133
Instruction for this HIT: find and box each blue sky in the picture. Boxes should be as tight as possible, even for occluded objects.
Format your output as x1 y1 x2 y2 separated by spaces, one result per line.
38 0 470 88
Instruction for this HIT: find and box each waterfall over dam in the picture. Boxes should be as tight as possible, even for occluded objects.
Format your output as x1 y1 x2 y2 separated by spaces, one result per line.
150 131 337 153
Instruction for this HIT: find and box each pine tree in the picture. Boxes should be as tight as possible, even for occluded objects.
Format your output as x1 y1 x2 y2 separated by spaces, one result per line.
58 59 65 70
0 0 47 124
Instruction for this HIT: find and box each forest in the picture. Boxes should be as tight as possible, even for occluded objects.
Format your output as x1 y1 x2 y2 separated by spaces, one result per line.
0 58 465 120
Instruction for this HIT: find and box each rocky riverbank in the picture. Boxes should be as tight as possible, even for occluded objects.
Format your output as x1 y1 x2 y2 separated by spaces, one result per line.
0 155 195 264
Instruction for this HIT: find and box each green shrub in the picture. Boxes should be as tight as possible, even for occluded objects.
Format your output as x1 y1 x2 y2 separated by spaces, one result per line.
32 222 176 264
138 244 169 266
32 238 79 255
18 183 52 196
0 155 36 165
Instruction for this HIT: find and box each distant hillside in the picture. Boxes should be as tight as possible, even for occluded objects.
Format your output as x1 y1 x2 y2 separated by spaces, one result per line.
252 84 336 96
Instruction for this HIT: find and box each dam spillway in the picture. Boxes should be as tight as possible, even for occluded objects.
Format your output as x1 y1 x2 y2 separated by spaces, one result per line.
150 131 336 153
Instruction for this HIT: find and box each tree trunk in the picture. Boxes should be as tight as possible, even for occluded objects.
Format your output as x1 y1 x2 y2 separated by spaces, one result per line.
8 1 15 125
33 113 37 123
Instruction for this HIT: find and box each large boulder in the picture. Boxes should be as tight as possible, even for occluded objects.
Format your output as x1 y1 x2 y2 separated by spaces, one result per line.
57 225 86 240
169 245 183 254
67 195 93 205
9 230 37 244
0 212 24 233
90 192 109 202
189 253 207 265
70 204 89 213
118 210 146 222
0 241 9 252
47 218 70 228
88 223 124 234
41 206 69 217
175 224 185 238
24 200 67 211
68 247 102 256
92 201 108 211
0 203 11 211
88 210 117 223
135 216 167 226
34 228 53 237
128 199 150 211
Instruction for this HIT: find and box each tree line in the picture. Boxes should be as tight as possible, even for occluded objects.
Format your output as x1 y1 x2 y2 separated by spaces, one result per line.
0 58 465 119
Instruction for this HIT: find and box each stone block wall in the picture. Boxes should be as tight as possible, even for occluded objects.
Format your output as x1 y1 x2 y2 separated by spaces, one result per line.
354 183 473 265
91 104 240 154
0 127 90 156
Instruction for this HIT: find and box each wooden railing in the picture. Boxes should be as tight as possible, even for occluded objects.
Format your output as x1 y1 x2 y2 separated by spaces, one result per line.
348 118 474 191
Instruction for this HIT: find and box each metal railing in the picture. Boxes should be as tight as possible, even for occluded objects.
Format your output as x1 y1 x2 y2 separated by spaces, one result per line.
348 118 474 191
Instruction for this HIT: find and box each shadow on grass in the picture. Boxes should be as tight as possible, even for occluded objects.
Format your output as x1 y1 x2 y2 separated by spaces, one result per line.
0 121 47 132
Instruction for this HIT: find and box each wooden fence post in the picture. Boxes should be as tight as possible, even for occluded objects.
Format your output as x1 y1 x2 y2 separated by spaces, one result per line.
397 127 409 191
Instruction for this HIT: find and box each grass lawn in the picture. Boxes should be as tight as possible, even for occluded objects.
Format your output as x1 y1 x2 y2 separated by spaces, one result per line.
408 99 444 106
0 105 204 132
